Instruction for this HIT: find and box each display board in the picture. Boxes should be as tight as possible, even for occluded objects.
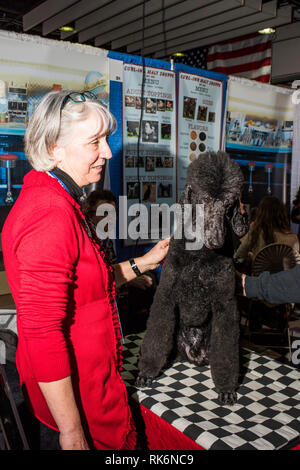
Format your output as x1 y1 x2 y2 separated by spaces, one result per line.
0 30 109 206
225 76 294 207
176 70 225 197
122 63 176 245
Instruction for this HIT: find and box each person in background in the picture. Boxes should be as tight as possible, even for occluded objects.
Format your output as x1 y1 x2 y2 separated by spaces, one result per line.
234 196 299 330
82 189 157 335
291 186 300 238
234 196 299 268
2 90 169 450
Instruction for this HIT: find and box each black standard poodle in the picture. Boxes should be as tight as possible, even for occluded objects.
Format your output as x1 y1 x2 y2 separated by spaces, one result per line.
136 151 248 405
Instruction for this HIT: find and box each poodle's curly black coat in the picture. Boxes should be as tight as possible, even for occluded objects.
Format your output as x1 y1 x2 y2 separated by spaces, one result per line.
136 151 248 405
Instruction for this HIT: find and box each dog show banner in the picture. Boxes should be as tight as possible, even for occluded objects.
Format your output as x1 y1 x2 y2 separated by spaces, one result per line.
225 76 294 208
122 62 176 245
0 30 109 206
177 69 225 197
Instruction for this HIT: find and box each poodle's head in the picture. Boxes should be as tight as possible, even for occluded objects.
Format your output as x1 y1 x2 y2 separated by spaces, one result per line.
180 151 244 250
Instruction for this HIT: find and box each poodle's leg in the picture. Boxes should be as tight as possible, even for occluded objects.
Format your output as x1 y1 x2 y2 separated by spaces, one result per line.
136 251 180 387
136 291 176 387
209 298 240 405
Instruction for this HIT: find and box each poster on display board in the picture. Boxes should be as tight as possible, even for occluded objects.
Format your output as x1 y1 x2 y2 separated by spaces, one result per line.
0 30 109 205
177 70 225 198
225 76 293 208
122 62 176 246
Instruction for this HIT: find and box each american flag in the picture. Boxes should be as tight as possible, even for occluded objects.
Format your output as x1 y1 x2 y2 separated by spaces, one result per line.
179 32 272 83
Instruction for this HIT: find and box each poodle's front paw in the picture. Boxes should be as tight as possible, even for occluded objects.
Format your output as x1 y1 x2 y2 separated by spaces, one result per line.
135 375 154 388
218 391 237 406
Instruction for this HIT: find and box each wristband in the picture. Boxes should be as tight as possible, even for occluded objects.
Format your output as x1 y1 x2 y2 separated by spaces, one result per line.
129 258 142 277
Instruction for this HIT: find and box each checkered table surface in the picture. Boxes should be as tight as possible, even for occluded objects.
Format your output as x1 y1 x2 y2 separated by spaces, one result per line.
121 333 300 450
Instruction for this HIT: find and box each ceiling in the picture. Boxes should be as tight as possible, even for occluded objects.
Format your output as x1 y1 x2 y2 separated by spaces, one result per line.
0 0 300 60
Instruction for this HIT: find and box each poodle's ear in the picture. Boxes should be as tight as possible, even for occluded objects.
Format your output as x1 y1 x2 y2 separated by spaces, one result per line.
229 199 249 238
179 184 192 206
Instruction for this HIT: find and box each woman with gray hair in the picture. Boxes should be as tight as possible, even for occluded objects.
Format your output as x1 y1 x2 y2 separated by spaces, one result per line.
2 90 169 450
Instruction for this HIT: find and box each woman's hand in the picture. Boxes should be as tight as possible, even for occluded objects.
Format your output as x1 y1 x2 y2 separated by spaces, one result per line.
59 428 90 450
129 274 153 290
142 238 170 271
235 270 246 296
113 238 170 287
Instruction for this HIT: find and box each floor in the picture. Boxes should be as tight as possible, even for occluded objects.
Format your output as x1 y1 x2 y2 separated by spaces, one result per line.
1 312 299 450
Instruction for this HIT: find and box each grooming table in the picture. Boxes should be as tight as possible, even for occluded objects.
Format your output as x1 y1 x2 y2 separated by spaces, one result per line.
121 333 300 450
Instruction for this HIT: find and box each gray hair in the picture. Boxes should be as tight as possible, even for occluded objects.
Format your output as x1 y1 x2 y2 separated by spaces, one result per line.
24 90 116 172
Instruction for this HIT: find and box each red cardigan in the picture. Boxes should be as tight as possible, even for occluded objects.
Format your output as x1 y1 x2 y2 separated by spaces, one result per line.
2 170 136 450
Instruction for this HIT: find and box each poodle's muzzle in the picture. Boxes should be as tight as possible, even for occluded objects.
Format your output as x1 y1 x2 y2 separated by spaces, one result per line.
203 199 227 250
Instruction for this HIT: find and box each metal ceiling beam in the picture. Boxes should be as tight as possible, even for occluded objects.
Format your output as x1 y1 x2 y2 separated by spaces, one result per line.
62 0 143 42
93 0 184 47
142 0 277 56
72 0 219 44
23 0 78 31
42 0 111 36
123 0 259 53
154 4 292 59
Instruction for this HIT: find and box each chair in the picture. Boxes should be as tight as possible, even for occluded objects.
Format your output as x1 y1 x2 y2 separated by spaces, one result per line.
247 243 300 349
0 153 18 205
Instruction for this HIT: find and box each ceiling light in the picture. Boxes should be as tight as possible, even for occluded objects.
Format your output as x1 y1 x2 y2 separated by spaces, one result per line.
258 28 276 34
59 26 75 32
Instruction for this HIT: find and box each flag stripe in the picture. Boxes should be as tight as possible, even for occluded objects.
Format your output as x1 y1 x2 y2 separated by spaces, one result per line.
209 57 271 75
179 32 271 83
207 32 272 83
207 39 271 63
207 50 271 70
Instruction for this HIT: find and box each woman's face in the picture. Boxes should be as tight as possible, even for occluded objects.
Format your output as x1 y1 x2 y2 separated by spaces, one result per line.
53 111 112 187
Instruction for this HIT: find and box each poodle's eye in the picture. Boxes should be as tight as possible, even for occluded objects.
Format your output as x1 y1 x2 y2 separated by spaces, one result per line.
202 197 209 203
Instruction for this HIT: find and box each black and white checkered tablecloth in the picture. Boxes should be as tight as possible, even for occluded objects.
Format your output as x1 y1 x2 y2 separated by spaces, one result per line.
121 333 300 450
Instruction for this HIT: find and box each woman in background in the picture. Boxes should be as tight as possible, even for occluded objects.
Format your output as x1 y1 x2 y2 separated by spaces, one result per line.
234 196 299 266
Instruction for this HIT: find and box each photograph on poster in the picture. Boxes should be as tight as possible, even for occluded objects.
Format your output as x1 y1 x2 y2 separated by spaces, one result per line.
197 106 208 121
135 156 144 168
166 100 173 111
135 96 145 109
125 155 134 168
145 156 155 171
183 96 196 119
127 181 140 200
208 112 216 123
157 99 166 112
158 182 172 198
146 97 157 114
163 157 173 168
126 121 140 138
125 95 135 107
142 120 158 143
156 157 164 168
161 123 171 140
142 182 156 202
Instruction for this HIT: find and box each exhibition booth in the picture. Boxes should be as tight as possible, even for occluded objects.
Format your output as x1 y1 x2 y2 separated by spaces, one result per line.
0 29 300 451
